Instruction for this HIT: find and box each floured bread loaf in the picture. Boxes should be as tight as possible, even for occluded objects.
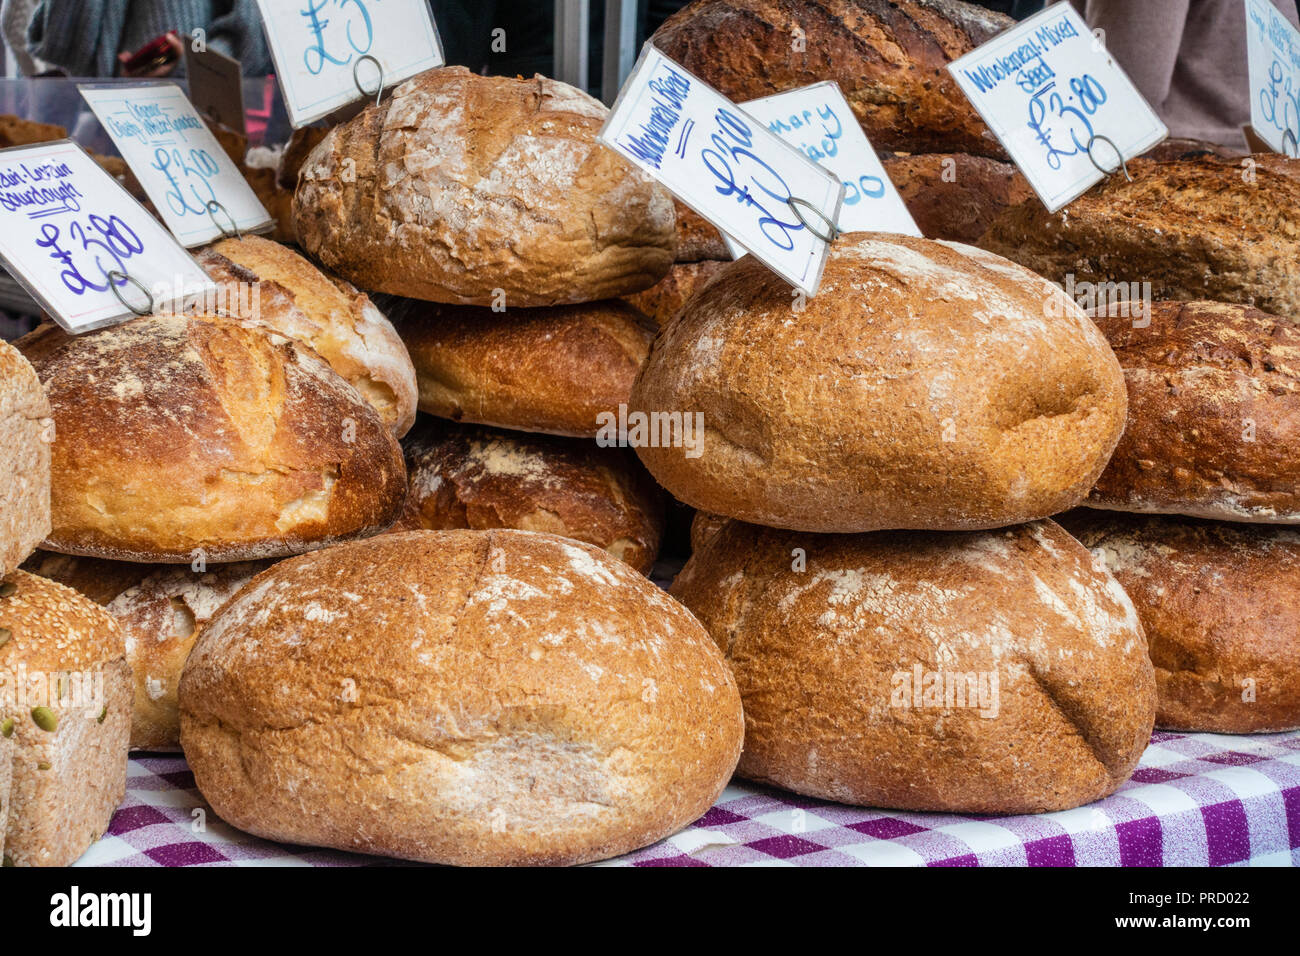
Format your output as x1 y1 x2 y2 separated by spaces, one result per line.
883 153 1032 243
623 260 729 327
672 519 1155 813
24 314 406 563
631 233 1128 532
0 340 51 578
393 299 654 437
393 418 663 573
195 235 418 437
1087 301 1300 522
980 156 1300 316
1061 511 1300 734
180 530 743 866
293 67 675 307
652 0 1010 156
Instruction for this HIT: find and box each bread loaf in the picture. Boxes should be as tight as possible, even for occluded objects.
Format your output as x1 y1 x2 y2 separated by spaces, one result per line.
195 235 418 437
22 551 154 606
1086 301 1300 521
980 156 1300 317
293 67 675 307
883 153 1032 243
672 519 1154 813
394 418 663 573
622 260 729 327
690 511 729 554
0 571 131 866
393 299 654 438
1061 511 1300 734
652 0 1011 157
25 314 406 563
0 341 51 578
672 200 730 263
180 530 743 866
631 233 1128 532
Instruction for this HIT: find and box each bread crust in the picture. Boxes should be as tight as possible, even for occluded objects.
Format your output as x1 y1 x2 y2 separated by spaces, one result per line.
622 260 729 327
0 340 51 577
179 530 743 866
671 519 1155 813
1062 511 1300 733
882 152 1032 243
292 67 675 306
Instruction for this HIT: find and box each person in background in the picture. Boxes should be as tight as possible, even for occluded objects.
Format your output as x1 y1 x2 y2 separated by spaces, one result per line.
25 0 271 77
1080 0 1300 151
968 0 1046 18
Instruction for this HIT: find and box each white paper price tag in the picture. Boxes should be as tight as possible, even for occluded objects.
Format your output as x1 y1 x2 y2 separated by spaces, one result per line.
1245 0 1300 155
255 0 445 127
722 81 920 259
600 46 844 296
0 140 215 333
79 83 272 247
948 1 1167 212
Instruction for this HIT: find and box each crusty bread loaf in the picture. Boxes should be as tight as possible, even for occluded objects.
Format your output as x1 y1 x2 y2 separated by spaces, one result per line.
393 299 654 438
653 0 1010 157
0 341 51 578
293 67 675 307
980 156 1300 317
632 233 1128 532
180 530 743 866
1061 511 1300 734
393 418 663 573
25 314 406 563
195 235 418 437
672 519 1155 813
0 570 131 866
1087 301 1300 522
883 153 1032 243
622 260 729 327
672 200 730 263
277 126 330 191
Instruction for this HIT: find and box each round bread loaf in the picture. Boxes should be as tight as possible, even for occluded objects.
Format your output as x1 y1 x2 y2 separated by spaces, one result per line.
622 260 729 327
28 314 406 563
393 299 654 437
1087 301 1300 522
292 66 675 307
883 153 1032 244
671 519 1155 813
1060 511 1300 733
179 530 743 866
632 233 1128 532
195 235 418 437
393 418 663 573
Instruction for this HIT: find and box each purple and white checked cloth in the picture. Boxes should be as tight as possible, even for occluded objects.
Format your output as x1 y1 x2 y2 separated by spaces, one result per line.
75 729 1300 867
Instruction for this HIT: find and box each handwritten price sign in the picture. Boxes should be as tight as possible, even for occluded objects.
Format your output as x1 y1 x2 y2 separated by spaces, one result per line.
80 83 272 247
255 0 445 127
600 46 844 296
948 1 1166 212
0 141 214 333
1245 0 1300 156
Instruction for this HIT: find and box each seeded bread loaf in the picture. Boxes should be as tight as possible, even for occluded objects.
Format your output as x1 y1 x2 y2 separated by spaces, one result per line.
652 0 1011 157
23 314 406 563
622 260 729 327
0 340 51 578
882 153 1032 243
180 530 743 866
1088 301 1300 522
672 519 1155 813
1061 511 1300 734
195 235 418 437
293 67 675 307
631 233 1128 532
392 299 655 438
0 570 131 866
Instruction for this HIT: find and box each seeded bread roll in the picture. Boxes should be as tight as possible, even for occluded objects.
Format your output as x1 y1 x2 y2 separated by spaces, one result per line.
25 314 406 563
393 299 655 438
0 570 131 866
672 519 1155 813
882 153 1033 244
631 233 1128 532
180 530 744 866
622 260 729 327
652 0 1011 157
0 340 51 578
980 156 1300 317
394 418 663 574
1086 301 1300 522
195 235 418 437
293 67 675 307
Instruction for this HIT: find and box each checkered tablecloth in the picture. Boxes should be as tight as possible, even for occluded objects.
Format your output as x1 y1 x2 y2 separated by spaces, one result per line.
74 729 1300 867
